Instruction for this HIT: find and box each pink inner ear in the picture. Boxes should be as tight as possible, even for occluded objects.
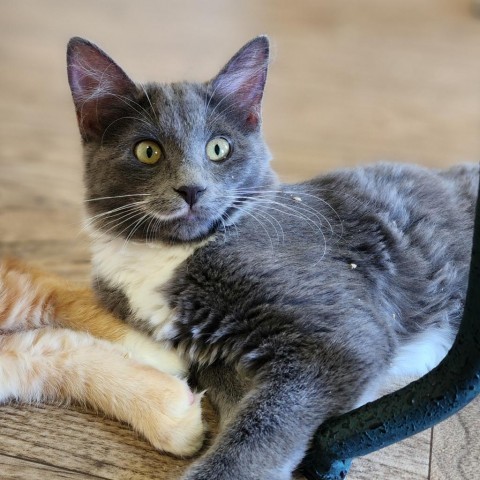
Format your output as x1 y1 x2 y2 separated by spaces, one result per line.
67 39 136 140
68 43 134 106
211 36 269 125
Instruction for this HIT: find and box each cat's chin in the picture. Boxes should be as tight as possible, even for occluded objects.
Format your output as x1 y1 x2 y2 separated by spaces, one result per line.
146 214 222 245
164 222 219 244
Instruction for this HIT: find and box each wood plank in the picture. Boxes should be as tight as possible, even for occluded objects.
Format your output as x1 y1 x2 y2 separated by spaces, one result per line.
0 404 197 479
348 431 430 480
0 453 101 480
429 396 480 480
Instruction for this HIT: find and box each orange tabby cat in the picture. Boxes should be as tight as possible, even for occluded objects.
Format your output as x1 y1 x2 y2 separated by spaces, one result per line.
0 257 204 456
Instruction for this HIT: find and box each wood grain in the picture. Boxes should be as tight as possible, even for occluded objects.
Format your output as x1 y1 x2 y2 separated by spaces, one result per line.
0 404 190 479
429 396 480 480
348 432 430 480
1 0 479 478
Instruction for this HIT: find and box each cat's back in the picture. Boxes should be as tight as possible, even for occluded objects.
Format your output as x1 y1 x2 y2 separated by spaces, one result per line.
308 162 477 222
301 162 477 259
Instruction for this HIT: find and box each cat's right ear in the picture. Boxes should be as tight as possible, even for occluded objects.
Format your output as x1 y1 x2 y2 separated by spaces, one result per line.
67 37 137 142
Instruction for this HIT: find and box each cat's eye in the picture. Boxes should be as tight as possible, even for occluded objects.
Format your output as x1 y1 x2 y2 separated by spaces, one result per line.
206 137 231 162
134 140 162 165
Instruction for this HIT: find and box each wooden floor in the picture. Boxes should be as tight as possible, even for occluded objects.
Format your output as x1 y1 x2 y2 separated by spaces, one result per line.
1 0 479 478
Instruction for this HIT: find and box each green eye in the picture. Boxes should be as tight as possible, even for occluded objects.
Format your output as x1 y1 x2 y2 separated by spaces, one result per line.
206 137 231 162
134 140 162 164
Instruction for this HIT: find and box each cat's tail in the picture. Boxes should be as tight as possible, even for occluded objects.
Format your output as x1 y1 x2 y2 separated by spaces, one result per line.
0 327 205 456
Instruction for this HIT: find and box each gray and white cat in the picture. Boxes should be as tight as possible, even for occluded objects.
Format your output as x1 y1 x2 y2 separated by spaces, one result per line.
67 36 478 479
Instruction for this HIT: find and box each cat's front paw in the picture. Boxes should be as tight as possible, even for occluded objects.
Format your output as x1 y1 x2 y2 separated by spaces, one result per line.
181 458 249 480
182 456 293 480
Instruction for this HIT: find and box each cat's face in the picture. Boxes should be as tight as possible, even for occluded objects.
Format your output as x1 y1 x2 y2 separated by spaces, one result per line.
67 37 275 243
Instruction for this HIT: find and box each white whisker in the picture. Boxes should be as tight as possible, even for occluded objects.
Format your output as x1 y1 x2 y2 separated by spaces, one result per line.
85 194 151 202
100 116 154 145
83 201 149 232
140 84 160 125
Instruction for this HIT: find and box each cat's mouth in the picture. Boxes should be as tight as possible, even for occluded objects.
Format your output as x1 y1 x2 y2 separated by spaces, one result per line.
131 204 221 243
146 200 247 243
150 206 197 222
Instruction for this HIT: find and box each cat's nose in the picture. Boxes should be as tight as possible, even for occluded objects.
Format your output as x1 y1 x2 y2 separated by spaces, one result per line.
174 185 207 208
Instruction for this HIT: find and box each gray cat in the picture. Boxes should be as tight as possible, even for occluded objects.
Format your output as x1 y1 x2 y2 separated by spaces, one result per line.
67 35 478 479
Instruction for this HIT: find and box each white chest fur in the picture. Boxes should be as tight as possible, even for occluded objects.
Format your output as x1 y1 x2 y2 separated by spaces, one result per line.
90 235 200 339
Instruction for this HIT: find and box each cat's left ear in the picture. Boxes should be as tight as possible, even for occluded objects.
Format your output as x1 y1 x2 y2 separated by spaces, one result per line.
67 37 137 142
210 36 270 129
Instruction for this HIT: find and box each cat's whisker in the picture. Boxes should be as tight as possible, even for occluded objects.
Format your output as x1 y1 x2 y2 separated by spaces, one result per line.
208 94 265 128
85 194 151 202
83 210 140 235
100 115 154 146
144 213 157 245
231 197 328 263
152 216 165 243
123 213 151 249
90 206 145 229
88 214 143 243
83 201 149 230
107 92 157 124
217 209 239 241
235 186 349 236
258 209 285 244
203 82 221 124
283 189 344 237
105 207 147 229
97 208 147 240
139 84 160 125
231 188 340 238
253 199 326 241
256 196 335 238
74 61 157 124
227 201 284 245
220 192 326 235
234 185 344 203
227 205 275 250
84 200 148 220
236 202 285 244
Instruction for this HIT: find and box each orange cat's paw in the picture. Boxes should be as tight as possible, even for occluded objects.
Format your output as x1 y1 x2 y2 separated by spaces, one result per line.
129 364 205 456
121 330 187 378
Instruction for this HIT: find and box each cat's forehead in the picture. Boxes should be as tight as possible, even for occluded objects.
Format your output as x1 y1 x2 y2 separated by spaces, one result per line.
143 82 208 136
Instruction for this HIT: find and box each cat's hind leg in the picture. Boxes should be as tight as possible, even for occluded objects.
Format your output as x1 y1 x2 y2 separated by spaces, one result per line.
0 327 205 456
